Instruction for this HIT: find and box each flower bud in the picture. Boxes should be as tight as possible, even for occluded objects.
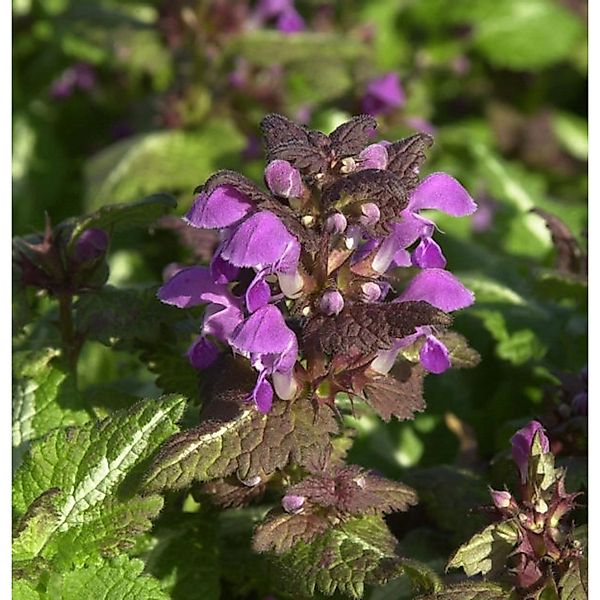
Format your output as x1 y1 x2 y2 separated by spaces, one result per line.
490 489 513 509
361 282 382 302
325 213 347 234
358 143 388 170
74 228 108 262
320 290 344 315
511 421 550 483
282 494 305 513
239 475 262 487
265 159 304 198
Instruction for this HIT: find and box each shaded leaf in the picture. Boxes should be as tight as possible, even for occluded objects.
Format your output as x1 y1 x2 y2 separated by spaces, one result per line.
437 331 482 369
196 476 266 509
274 515 398 598
75 286 181 346
66 194 176 249
329 114 378 158
386 133 434 190
417 581 514 600
559 558 588 600
287 465 417 515
322 169 409 233
447 520 519 577
303 302 451 359
253 510 330 554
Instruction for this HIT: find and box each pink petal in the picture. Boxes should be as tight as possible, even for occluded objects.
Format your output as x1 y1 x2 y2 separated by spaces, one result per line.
185 185 254 229
409 173 477 216
419 335 450 374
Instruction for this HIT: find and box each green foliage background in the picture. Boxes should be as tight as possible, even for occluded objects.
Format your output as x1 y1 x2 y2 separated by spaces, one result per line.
13 0 587 598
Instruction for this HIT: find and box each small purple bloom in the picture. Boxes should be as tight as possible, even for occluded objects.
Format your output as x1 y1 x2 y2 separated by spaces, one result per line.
277 8 305 33
185 185 254 230
490 489 513 510
510 421 550 483
397 269 474 312
404 116 437 136
282 494 305 513
361 73 405 116
187 336 220 370
361 282 382 303
411 237 447 269
357 143 388 170
419 334 450 374
320 290 344 315
220 211 300 273
265 159 304 198
74 229 108 262
202 303 244 342
50 62 96 99
254 0 293 20
325 213 347 234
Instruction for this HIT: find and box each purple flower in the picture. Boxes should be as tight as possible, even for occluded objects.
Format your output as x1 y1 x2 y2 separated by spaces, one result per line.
373 173 476 273
411 237 446 269
320 290 345 315
50 62 96 100
325 213 347 234
265 160 304 198
404 116 437 136
185 185 254 229
187 336 220 370
419 334 450 374
360 203 381 227
277 8 305 33
489 489 515 511
157 266 234 309
220 211 300 273
73 229 108 262
282 494 305 513
510 421 550 483
361 73 405 116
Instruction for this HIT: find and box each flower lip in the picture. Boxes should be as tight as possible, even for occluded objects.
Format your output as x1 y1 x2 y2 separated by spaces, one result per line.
185 185 254 230
409 172 477 217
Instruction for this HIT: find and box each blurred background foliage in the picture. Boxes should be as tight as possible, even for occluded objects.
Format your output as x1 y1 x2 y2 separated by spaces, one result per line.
13 0 587 597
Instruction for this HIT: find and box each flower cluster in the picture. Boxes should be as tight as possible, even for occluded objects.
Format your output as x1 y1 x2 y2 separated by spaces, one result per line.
158 113 476 415
488 421 582 592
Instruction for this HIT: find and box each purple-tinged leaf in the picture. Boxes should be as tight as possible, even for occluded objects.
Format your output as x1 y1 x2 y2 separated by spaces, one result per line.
386 133 434 190
328 114 378 158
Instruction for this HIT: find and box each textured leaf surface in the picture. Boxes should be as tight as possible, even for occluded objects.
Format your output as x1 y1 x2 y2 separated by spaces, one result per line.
46 556 169 600
143 395 338 493
303 302 451 359
322 169 409 233
559 558 588 600
274 515 398 598
66 193 176 249
13 396 185 565
329 114 378 158
13 348 90 470
75 286 182 346
446 520 519 577
417 581 514 600
385 133 434 190
12 579 43 600
436 332 481 369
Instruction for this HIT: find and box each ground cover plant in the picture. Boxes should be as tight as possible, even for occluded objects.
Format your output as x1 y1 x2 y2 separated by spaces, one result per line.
13 1 587 599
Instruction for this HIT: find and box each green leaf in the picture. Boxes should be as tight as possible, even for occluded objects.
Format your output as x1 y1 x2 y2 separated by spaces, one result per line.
446 520 519 577
143 513 220 600
12 579 43 600
13 396 185 566
46 556 169 600
274 515 398 598
66 193 177 250
84 122 245 211
417 581 515 599
470 0 583 69
13 348 90 471
437 332 481 369
559 559 588 600
75 286 183 346
143 396 338 493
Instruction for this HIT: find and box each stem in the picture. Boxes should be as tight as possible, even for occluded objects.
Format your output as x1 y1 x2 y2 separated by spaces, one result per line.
57 293 81 372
